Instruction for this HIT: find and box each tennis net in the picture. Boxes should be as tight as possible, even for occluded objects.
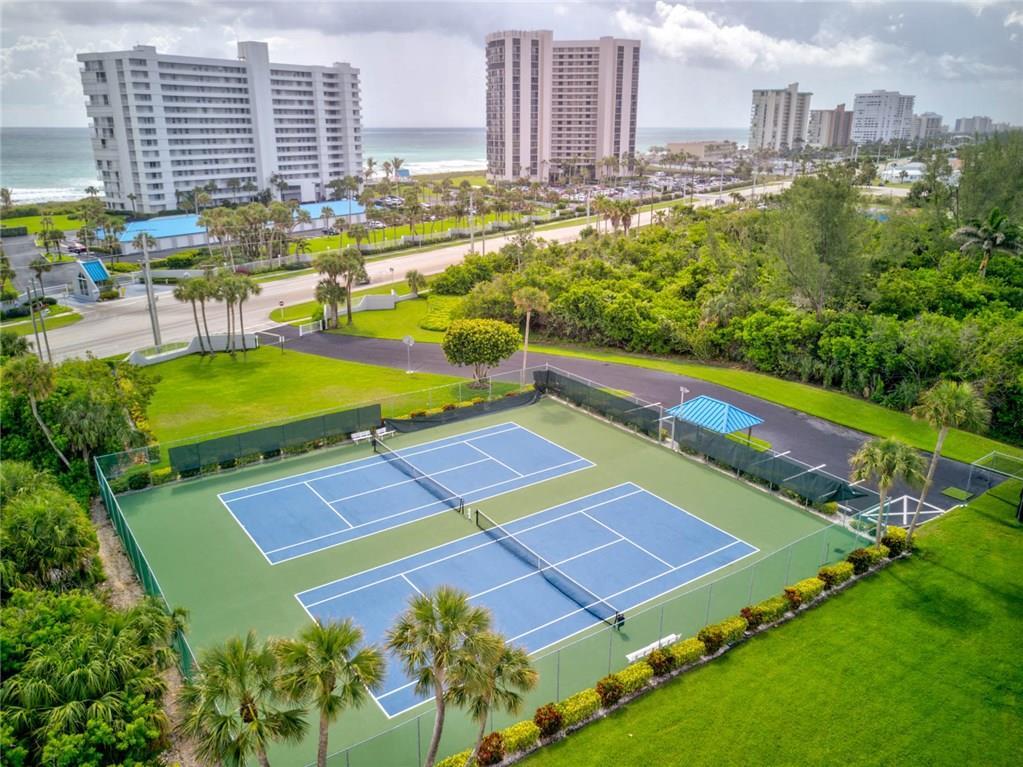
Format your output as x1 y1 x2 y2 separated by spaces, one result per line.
373 437 464 515
475 509 623 626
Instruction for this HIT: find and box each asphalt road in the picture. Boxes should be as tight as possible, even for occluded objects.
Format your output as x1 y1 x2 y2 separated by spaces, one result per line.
40 182 803 360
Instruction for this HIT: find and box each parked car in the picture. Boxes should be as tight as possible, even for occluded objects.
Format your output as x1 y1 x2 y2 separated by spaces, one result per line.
322 227 339 235
66 242 88 254
366 220 385 230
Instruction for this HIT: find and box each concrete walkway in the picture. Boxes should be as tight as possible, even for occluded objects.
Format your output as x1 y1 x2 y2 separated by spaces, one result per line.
279 327 981 513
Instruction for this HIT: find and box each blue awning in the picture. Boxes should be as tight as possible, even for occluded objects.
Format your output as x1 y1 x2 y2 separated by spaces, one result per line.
81 259 110 283
665 395 764 434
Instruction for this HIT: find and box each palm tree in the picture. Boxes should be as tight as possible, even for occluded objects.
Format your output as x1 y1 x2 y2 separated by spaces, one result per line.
173 279 208 355
313 251 347 329
227 177 242 204
235 274 262 353
195 191 212 214
364 158 377 184
850 437 926 546
275 620 384 767
908 381 990 542
2 355 70 468
451 634 537 766
513 286 548 376
0 187 11 213
343 176 360 229
319 205 335 235
618 199 639 235
194 275 217 353
390 157 404 182
126 192 138 214
349 224 368 253
387 586 494 767
179 631 307 767
406 269 426 296
28 257 53 361
953 207 1022 277
268 172 289 202
382 161 393 183
337 247 366 325
85 185 100 198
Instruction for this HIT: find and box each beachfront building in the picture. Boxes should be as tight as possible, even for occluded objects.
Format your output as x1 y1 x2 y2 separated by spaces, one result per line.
911 112 945 141
954 115 994 135
748 82 812 153
807 103 853 148
664 140 737 160
485 30 640 183
77 41 362 214
851 90 915 144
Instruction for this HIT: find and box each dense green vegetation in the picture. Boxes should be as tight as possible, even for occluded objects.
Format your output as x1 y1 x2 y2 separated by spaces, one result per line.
524 481 1023 767
429 136 1023 444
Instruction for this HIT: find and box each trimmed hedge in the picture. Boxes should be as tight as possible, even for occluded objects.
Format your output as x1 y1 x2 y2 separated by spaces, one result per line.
818 561 855 589
645 647 674 676
557 688 601 728
697 615 748 653
784 577 826 608
436 750 475 767
741 595 790 629
476 732 503 766
595 675 624 708
533 703 563 738
669 637 706 667
848 544 890 574
615 661 654 694
882 526 908 556
501 720 540 754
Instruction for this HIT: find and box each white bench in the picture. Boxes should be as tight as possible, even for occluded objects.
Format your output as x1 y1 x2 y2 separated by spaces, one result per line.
374 427 395 441
351 430 373 444
625 634 679 664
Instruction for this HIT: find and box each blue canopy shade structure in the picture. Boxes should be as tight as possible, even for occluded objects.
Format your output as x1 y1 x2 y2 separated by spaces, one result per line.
665 395 764 435
80 258 110 283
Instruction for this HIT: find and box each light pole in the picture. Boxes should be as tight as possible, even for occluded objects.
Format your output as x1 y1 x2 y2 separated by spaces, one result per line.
402 334 415 374
139 231 162 348
469 191 475 253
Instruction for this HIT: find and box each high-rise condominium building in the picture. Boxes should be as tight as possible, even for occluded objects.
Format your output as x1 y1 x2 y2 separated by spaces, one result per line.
954 115 994 134
806 103 853 148
485 30 640 183
850 90 915 144
911 112 944 141
77 41 362 213
748 83 812 153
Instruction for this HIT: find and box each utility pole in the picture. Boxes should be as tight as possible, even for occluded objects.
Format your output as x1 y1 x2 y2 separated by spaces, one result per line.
140 233 162 348
469 191 475 254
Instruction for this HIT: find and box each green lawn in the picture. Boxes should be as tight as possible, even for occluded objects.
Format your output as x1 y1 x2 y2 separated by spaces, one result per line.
268 281 414 323
1 213 84 234
525 480 1023 767
327 296 446 343
146 346 470 445
0 306 82 336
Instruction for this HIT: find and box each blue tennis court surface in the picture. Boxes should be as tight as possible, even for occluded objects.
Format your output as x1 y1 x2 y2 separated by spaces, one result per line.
297 483 758 717
219 422 593 564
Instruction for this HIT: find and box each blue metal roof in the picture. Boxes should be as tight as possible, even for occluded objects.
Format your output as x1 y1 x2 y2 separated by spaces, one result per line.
665 395 764 434
81 259 110 283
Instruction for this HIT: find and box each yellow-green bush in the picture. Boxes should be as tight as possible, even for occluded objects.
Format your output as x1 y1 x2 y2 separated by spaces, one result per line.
882 526 908 555
740 595 790 629
696 615 748 653
557 688 601 727
501 720 540 753
784 577 826 608
818 560 855 588
614 661 654 694
150 467 173 486
848 544 890 574
668 637 706 667
436 749 475 767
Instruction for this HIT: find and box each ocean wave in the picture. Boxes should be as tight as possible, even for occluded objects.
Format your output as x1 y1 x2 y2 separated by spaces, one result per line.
403 159 487 175
9 184 102 204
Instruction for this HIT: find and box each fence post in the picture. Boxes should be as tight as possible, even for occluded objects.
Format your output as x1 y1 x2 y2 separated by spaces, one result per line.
416 713 422 765
704 582 714 626
658 604 664 640
747 565 756 604
784 546 794 584
607 627 614 674
556 650 561 701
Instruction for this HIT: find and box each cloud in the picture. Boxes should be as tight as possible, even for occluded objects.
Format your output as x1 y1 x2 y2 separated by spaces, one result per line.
1006 10 1023 27
615 2 892 71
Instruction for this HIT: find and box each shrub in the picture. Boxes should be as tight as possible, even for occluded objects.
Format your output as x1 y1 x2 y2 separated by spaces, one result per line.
150 467 173 486
615 661 654 694
441 402 457 411
106 262 141 273
162 253 198 269
476 732 504 766
533 703 563 738
818 561 855 589
126 470 151 490
668 637 706 667
1 306 30 320
882 526 908 556
848 544 890 574
557 688 600 728
697 615 748 653
409 410 428 418
436 750 475 767
98 288 120 300
595 675 624 708
741 595 790 629
501 720 540 754
784 577 826 608
646 647 674 676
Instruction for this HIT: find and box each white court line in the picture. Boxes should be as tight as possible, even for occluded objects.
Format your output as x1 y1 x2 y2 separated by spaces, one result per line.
266 457 595 562
299 486 641 608
464 440 523 477
400 573 423 595
305 482 352 528
220 422 523 502
217 494 275 567
580 510 674 569
325 458 491 504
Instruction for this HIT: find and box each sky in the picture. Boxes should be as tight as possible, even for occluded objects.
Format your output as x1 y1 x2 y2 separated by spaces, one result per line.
1 0 1021 129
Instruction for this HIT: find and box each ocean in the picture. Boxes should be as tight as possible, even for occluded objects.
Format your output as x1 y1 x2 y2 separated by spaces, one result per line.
0 125 747 205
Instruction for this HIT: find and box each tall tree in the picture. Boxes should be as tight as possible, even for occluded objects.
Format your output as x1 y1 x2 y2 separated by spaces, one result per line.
908 381 990 542
405 269 427 296
337 247 367 325
451 634 537 766
387 586 494 767
179 631 307 767
513 286 549 376
173 279 208 354
275 620 384 767
313 251 348 329
850 437 925 546
235 274 262 353
2 355 71 469
953 207 1022 278
0 186 12 212
28 257 53 362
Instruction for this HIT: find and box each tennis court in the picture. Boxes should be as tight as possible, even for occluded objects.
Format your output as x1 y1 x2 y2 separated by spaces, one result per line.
297 482 758 717
219 422 593 564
